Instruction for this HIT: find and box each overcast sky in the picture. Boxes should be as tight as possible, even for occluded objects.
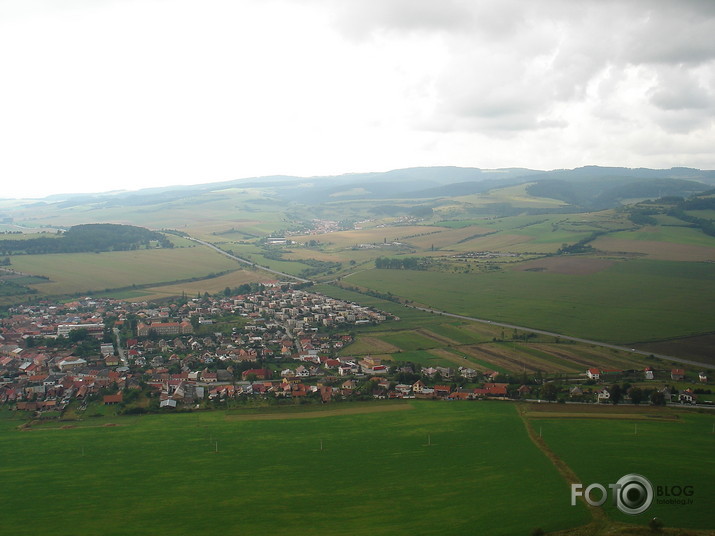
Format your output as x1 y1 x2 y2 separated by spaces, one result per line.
1 0 714 198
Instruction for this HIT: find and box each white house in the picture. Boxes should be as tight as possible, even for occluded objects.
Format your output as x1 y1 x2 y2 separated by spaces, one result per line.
587 368 601 381
679 389 697 405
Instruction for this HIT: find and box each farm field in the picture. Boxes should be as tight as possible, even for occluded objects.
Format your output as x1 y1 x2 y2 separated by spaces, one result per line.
523 403 715 530
120 269 273 302
0 402 590 536
7 247 242 296
341 259 715 346
326 286 654 375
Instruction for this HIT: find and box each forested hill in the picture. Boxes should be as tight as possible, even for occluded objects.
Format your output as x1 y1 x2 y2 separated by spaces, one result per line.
0 224 172 255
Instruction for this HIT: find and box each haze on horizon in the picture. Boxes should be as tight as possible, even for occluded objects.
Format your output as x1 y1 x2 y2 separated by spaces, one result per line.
1 0 714 199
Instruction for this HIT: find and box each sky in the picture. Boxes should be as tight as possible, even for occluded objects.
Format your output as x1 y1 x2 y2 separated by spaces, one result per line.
1 0 714 199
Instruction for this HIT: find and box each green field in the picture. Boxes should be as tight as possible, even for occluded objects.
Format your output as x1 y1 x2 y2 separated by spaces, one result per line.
535 408 715 530
7 247 243 296
0 402 590 536
343 259 715 344
320 284 655 374
602 224 715 247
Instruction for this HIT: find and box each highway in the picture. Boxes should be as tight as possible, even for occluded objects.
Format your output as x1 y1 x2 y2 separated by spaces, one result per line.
186 237 311 283
405 305 713 370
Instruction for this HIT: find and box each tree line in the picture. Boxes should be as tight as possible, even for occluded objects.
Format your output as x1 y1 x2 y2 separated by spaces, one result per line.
374 257 427 270
0 224 174 255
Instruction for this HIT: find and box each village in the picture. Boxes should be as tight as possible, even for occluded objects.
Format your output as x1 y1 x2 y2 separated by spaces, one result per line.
0 285 710 416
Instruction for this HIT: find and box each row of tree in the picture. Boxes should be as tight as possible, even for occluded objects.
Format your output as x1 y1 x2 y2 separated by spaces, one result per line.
374 256 427 270
0 224 174 255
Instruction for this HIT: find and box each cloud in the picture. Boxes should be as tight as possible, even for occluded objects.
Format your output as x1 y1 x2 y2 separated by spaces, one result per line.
0 0 714 197
329 0 715 142
330 0 479 39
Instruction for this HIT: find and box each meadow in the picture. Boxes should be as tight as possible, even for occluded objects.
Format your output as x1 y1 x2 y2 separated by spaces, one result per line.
529 404 715 530
320 284 652 375
117 269 272 302
0 402 590 536
7 246 243 296
341 259 715 345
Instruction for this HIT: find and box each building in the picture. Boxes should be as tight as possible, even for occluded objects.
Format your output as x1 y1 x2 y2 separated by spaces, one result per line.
671 369 685 381
137 321 193 337
57 323 104 338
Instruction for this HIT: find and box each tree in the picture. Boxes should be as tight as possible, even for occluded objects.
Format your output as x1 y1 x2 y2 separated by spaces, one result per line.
68 328 89 343
610 384 622 405
540 382 558 401
650 391 666 406
629 386 644 405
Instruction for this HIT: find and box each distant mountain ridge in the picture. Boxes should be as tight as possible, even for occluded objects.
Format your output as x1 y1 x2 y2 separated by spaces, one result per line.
13 166 715 210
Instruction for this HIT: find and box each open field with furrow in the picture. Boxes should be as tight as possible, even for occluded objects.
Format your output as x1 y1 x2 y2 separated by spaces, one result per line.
128 270 272 302
461 344 573 373
427 348 478 368
507 344 585 373
342 336 401 356
527 344 647 371
400 225 493 250
448 233 536 252
425 323 494 344
9 247 242 296
633 333 715 366
593 238 715 261
514 256 616 275
413 327 463 347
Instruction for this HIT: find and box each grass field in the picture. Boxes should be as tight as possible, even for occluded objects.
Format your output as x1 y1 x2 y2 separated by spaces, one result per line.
526 404 715 530
0 402 590 536
8 247 243 296
342 259 715 345
126 269 272 302
322 284 653 374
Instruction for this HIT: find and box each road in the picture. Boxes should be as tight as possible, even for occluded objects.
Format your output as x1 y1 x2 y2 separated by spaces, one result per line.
406 304 713 370
186 237 311 283
112 327 127 366
187 236 711 370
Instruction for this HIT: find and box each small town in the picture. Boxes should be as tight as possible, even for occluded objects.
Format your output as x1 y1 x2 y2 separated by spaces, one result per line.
0 285 709 417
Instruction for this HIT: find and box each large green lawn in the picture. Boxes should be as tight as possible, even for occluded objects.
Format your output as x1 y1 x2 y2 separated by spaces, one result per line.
343 259 715 343
537 410 715 529
0 402 588 536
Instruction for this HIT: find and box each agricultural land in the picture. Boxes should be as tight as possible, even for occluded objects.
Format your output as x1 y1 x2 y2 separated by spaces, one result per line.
1 166 714 534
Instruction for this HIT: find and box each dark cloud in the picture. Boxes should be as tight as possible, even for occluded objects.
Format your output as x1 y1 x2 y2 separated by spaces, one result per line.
326 0 715 136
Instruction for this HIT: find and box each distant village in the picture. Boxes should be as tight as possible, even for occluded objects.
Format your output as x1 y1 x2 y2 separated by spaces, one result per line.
0 284 710 417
